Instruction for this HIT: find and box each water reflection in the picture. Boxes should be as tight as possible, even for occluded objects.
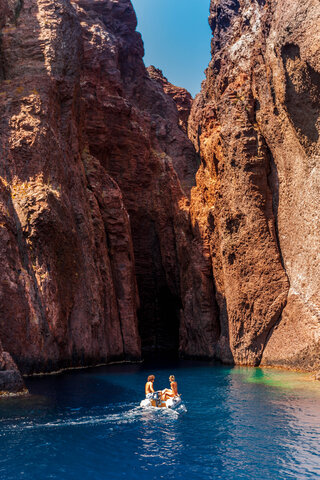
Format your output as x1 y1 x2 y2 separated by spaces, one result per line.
237 366 320 396
222 367 320 479
1 363 320 480
274 394 320 478
137 409 183 469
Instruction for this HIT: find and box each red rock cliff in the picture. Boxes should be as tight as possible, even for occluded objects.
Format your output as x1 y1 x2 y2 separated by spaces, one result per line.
75 0 218 358
147 66 193 134
1 0 319 392
189 0 320 369
0 0 219 390
0 0 142 379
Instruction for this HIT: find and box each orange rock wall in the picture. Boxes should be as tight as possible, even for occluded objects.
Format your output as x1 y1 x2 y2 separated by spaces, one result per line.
189 0 320 369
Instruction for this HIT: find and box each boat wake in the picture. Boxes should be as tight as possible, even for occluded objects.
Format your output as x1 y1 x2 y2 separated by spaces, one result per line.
0 401 187 434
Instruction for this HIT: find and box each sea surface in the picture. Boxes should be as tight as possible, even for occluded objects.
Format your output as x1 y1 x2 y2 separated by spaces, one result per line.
1 361 320 480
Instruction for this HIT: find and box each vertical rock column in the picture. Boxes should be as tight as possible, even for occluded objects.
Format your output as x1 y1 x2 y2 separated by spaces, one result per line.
189 0 289 365
74 0 220 358
0 0 141 374
251 0 320 370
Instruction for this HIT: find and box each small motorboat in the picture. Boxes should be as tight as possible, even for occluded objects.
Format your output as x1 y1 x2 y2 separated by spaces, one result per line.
140 391 182 410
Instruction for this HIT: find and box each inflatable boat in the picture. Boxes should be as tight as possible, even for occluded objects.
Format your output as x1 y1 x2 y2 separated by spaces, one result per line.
140 392 182 409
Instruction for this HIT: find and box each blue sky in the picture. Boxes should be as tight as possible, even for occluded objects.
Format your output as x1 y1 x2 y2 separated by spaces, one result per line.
131 0 212 97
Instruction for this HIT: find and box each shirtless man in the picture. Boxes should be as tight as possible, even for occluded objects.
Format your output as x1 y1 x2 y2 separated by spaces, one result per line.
162 375 179 401
145 375 156 399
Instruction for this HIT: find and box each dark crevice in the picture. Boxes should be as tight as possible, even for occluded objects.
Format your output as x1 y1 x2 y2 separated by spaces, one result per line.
229 0 240 13
209 0 240 34
260 145 290 365
216 294 234 363
14 0 24 22
266 144 287 271
259 296 287 365
134 219 181 357
100 199 127 359
0 35 6 81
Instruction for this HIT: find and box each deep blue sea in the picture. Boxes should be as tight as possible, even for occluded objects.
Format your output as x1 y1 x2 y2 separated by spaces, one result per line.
1 361 320 480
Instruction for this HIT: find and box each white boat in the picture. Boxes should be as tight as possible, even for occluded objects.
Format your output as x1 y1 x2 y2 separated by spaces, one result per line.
140 392 182 409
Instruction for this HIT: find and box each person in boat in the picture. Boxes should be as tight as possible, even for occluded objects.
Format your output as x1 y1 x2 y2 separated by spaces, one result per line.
161 375 179 401
145 375 157 399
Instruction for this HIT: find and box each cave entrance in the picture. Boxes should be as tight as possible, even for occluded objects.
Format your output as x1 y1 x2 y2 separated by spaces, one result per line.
138 285 181 359
129 215 182 360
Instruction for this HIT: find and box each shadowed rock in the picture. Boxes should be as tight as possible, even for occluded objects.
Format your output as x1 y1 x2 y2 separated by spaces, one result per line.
0 0 219 375
0 347 25 394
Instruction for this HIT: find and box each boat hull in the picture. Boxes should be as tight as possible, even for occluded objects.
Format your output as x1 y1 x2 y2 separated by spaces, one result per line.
140 396 182 409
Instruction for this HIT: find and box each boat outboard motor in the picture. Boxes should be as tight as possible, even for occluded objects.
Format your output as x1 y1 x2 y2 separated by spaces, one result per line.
155 391 162 407
141 391 160 408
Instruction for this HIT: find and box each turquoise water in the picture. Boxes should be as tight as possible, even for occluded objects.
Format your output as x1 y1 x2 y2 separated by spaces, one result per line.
1 361 320 479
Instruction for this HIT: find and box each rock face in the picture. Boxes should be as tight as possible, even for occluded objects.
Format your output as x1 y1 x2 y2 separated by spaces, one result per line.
0 341 25 393
0 0 219 388
147 66 193 134
0 0 319 387
76 0 217 357
189 0 320 369
0 0 142 377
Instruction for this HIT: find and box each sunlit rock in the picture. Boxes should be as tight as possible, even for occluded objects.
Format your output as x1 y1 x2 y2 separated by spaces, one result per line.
189 0 320 370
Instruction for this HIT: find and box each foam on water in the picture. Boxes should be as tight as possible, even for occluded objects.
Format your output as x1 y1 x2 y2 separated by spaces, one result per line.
0 401 187 437
24 404 183 430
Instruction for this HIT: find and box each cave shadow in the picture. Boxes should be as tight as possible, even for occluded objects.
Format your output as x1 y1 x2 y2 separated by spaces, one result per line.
265 143 288 272
131 216 182 358
189 214 234 363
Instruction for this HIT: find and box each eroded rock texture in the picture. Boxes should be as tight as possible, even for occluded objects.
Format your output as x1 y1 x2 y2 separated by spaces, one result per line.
1 0 319 387
0 341 25 393
0 0 219 388
0 0 142 377
189 0 320 369
147 66 193 134
76 0 217 357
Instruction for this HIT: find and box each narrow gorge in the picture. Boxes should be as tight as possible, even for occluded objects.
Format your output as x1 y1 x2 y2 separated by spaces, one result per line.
0 0 319 393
